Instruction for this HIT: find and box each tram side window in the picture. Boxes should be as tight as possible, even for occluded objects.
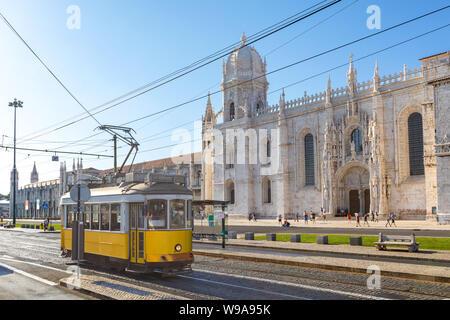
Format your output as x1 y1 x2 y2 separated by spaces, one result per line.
84 205 91 229
100 204 110 231
110 204 121 231
66 205 73 228
91 204 100 230
147 199 167 230
170 199 186 229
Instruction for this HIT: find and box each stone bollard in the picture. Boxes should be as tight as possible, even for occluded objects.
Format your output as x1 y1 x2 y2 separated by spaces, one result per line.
266 233 276 241
228 231 237 239
350 236 362 246
316 235 328 244
244 232 254 240
290 234 301 243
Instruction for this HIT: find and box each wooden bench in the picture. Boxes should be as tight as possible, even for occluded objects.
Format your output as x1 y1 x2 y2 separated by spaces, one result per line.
375 233 420 252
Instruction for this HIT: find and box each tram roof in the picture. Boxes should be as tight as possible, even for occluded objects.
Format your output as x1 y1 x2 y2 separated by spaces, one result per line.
61 182 192 199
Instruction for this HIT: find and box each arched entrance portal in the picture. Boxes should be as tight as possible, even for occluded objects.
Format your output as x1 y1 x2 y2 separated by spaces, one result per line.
336 163 370 215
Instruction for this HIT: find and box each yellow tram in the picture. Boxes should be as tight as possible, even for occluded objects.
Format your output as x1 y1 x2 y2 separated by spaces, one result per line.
60 174 194 274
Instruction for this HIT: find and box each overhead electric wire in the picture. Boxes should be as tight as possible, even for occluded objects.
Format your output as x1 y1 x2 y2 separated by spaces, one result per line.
0 11 103 128
5 6 448 173
13 0 341 144
47 12 450 163
94 22 450 160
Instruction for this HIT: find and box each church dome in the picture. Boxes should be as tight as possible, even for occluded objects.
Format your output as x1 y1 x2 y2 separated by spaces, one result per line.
224 33 266 83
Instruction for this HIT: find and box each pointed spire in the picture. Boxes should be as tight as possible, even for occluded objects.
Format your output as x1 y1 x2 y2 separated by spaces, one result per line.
326 75 332 105
373 60 380 93
347 53 357 96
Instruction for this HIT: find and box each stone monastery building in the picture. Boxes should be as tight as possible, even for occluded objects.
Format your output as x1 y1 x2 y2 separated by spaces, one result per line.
201 34 450 222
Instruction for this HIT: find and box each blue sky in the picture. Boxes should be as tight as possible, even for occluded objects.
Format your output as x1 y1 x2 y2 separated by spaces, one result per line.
0 0 449 194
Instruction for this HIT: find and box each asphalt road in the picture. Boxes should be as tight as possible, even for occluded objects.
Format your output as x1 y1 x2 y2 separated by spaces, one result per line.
195 225 450 237
0 229 449 300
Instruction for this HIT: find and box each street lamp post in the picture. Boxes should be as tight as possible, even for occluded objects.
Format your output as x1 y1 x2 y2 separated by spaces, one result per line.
9 98 23 226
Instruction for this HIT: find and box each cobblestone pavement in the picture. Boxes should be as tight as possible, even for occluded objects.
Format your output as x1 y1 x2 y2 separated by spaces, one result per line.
191 255 450 300
1 229 450 300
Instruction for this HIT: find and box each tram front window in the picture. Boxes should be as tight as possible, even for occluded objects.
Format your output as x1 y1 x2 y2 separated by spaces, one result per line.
110 204 121 231
91 204 100 230
100 204 110 231
147 199 167 230
66 205 73 228
170 199 186 229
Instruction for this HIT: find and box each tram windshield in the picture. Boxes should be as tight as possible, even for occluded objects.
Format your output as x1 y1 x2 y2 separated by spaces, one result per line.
170 199 186 229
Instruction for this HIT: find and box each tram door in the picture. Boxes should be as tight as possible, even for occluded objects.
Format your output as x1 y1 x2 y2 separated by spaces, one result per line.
129 203 146 264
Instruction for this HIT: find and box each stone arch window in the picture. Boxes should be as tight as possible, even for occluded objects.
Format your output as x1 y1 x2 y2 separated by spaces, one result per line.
226 180 235 204
262 177 271 203
408 112 424 176
351 128 363 154
266 138 271 158
229 102 235 121
256 100 263 114
304 133 315 186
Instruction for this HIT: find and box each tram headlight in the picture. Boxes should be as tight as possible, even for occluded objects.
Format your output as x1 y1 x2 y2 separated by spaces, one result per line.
175 244 182 252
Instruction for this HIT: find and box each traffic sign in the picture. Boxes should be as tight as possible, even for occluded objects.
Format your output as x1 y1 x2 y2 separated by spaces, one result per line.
42 203 49 210
70 184 91 202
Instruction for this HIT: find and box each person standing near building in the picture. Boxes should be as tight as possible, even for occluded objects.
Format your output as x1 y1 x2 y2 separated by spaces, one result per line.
295 212 300 222
278 214 282 225
355 212 361 227
304 211 308 224
347 212 351 224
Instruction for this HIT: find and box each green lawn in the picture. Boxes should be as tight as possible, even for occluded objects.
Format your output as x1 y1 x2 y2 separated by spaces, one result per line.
252 233 450 251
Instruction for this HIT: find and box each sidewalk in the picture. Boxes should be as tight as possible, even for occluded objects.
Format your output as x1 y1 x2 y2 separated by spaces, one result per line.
0 227 60 234
193 238 450 283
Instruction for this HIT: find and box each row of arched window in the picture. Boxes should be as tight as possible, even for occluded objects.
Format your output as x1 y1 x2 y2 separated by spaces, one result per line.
225 112 425 205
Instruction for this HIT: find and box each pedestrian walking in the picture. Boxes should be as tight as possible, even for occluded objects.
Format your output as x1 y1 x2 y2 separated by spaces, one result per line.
295 212 300 222
248 213 252 221
385 213 392 227
311 212 316 224
391 213 397 227
253 213 257 222
278 214 282 225
355 212 361 227
363 214 370 227
375 212 379 223
304 211 308 224
347 212 351 224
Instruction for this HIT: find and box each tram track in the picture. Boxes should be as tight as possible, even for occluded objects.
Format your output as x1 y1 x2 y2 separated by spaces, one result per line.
1 230 450 300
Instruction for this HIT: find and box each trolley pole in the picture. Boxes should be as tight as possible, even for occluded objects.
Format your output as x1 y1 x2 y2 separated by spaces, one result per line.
8 98 23 227
113 135 117 174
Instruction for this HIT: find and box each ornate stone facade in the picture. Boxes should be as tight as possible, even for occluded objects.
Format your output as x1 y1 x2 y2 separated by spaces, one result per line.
202 36 449 222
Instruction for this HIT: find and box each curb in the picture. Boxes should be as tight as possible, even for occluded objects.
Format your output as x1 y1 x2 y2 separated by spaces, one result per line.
59 279 114 300
192 249 450 284
193 239 450 265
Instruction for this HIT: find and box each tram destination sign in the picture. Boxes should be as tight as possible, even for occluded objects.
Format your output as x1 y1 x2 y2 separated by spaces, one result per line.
70 183 91 203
